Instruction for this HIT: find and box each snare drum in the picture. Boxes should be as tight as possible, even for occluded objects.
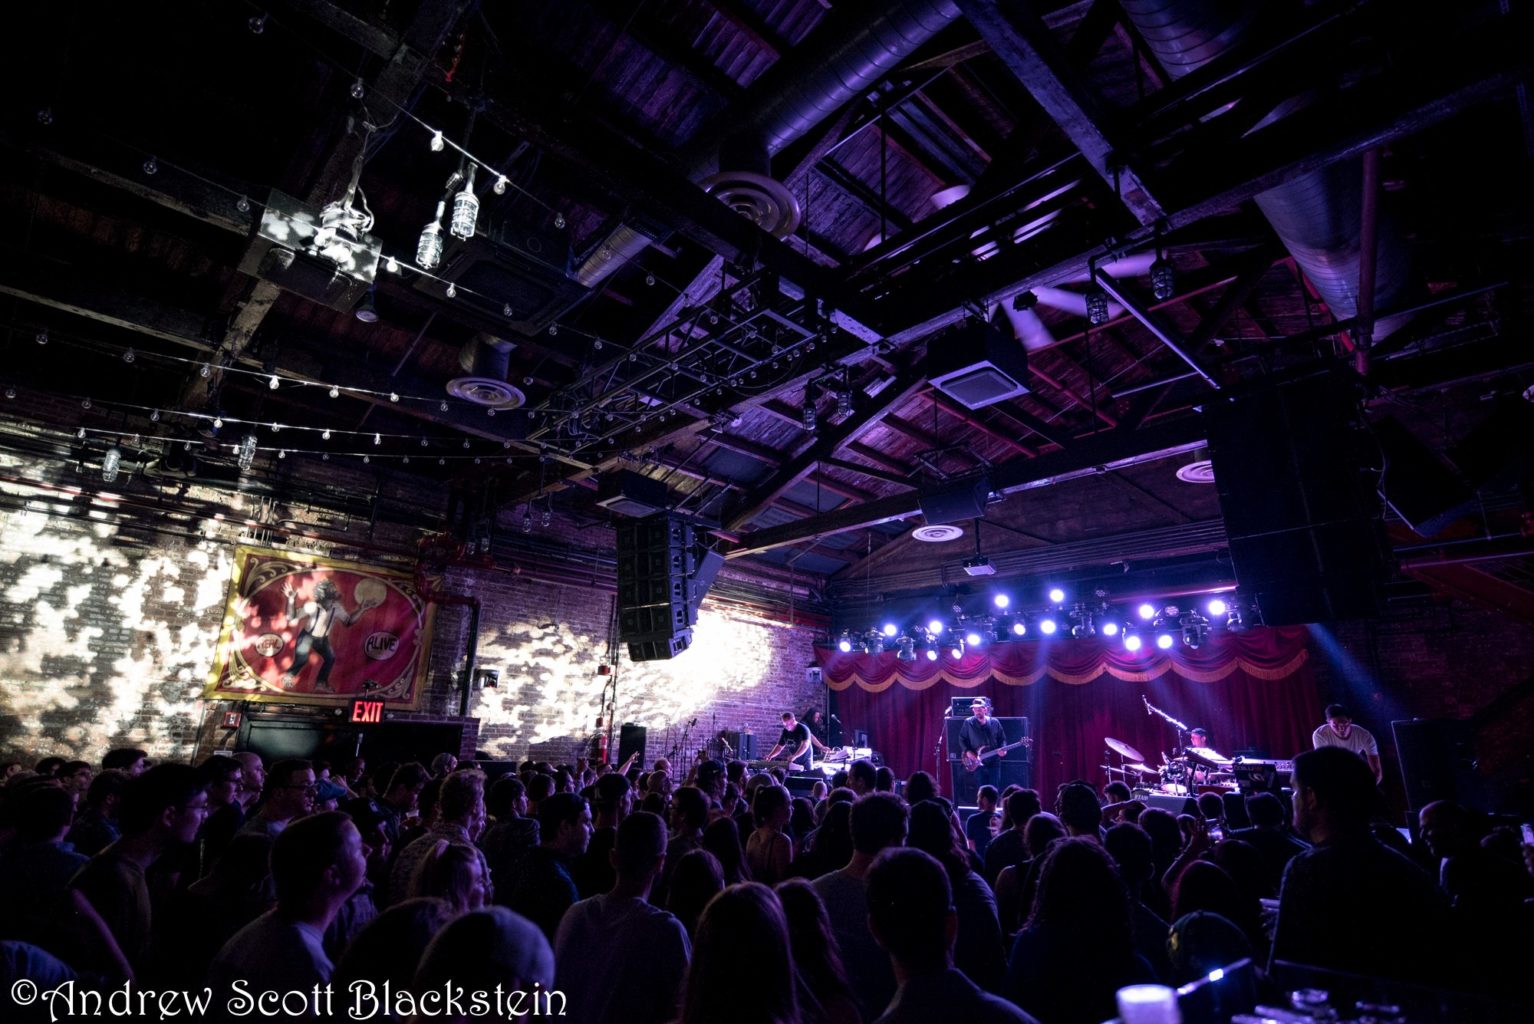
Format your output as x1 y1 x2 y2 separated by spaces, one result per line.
1158 782 1190 796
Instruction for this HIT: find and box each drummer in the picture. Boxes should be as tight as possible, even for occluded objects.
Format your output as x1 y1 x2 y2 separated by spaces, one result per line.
1189 727 1212 750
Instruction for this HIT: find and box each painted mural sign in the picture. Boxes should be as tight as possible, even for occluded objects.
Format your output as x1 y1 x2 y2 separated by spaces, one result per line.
205 547 433 707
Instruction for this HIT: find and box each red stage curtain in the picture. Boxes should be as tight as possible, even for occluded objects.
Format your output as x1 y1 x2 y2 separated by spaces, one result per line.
819 627 1321 801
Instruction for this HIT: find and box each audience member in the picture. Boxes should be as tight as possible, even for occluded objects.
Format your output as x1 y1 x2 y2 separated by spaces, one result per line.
414 908 556 1021
908 800 1005 993
776 879 861 1024
1271 746 1450 983
868 848 1038 1024
1227 791 1309 897
666 848 725 939
506 792 590 941
555 811 690 1024
101 748 148 776
966 785 999 861
702 815 752 884
573 771 631 898
239 759 314 838
409 839 491 914
330 897 454 998
389 769 489 907
812 793 908 1018
747 783 794 885
65 769 127 857
983 789 1040 888
678 883 799 1024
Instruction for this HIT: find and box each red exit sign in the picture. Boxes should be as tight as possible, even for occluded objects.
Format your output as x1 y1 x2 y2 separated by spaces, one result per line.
351 699 385 724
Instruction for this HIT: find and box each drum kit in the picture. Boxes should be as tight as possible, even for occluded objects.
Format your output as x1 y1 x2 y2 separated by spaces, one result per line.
1102 736 1238 796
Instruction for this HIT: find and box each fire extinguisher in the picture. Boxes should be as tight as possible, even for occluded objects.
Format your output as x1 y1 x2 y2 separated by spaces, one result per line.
595 714 608 764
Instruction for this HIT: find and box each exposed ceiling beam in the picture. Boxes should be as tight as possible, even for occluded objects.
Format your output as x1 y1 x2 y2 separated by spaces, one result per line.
956 0 1164 225
830 528 918 580
1093 267 1221 390
725 415 1206 557
881 24 1530 345
725 371 927 532
821 457 918 490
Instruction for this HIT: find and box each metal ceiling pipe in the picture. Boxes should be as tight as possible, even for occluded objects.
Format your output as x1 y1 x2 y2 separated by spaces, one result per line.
574 0 961 287
1119 0 1415 340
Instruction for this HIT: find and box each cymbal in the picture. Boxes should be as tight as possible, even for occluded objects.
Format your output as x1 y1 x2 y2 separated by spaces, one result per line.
1124 762 1153 775
1105 737 1145 762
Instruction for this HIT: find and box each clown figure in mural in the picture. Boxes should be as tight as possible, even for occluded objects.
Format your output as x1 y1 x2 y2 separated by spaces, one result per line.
279 577 380 691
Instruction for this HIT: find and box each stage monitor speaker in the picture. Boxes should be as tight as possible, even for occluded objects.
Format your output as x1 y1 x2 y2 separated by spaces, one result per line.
723 730 756 761
1204 374 1388 624
617 723 647 769
1142 793 1199 816
1392 718 1483 813
1373 417 1472 538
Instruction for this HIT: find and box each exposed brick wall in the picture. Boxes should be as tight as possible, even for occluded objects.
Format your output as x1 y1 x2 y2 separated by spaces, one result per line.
1307 597 1534 814
0 445 822 766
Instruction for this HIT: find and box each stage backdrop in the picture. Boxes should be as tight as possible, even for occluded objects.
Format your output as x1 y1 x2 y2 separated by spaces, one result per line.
818 627 1320 800
205 547 434 708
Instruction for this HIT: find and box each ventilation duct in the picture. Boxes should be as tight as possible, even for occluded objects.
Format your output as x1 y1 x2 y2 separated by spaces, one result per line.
1118 0 1415 339
447 333 525 409
574 0 962 287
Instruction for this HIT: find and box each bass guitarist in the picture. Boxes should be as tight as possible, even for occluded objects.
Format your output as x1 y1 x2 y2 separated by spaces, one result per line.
959 697 1007 789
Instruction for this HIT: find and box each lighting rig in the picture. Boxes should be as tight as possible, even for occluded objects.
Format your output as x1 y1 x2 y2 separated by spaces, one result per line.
830 587 1248 656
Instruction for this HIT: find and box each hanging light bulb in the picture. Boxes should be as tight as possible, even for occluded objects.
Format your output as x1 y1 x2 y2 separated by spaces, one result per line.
384 255 399 274
77 427 86 439
429 130 445 152
236 196 251 214
373 433 381 445
142 155 158 175
439 401 449 412
4 387 14 400
548 323 558 336
362 455 370 464
238 434 257 471
248 12 267 34
268 374 280 390
322 429 332 440
81 397 92 411
150 410 160 422
212 416 224 429
129 434 140 447
278 449 286 459
328 386 339 398
199 363 212 378
521 509 533 533
421 437 428 446
402 455 409 464
1086 290 1110 325
444 283 456 299
36 107 53 125
645 273 656 287
35 329 47 345
102 446 122 483
801 396 817 432
493 174 508 195
503 303 514 319
835 387 853 419
1150 256 1176 302
388 392 399 403
541 508 552 527
554 212 565 230
416 202 445 269
122 348 135 363
449 166 479 240
350 78 365 100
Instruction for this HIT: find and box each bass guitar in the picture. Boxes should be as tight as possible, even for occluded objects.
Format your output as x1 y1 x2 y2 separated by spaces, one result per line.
961 735 1032 772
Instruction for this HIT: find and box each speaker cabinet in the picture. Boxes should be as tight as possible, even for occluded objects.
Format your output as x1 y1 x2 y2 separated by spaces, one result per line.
1205 374 1388 624
618 723 647 769
945 715 1030 804
1392 718 1483 812
617 514 724 662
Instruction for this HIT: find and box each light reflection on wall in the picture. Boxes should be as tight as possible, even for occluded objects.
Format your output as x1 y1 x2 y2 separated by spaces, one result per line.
469 603 803 760
0 506 229 759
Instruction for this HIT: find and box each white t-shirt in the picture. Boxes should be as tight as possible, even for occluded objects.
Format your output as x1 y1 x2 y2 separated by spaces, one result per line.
1312 723 1378 757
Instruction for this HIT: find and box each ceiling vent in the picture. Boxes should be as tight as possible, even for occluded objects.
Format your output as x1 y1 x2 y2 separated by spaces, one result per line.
447 334 525 410
928 319 1030 410
700 171 802 238
912 524 964 543
239 190 380 311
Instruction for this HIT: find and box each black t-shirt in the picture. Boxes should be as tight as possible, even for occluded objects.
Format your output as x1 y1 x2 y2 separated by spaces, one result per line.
777 722 812 768
959 716 1006 756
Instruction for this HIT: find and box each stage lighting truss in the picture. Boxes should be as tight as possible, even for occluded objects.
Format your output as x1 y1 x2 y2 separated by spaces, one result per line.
841 592 1250 652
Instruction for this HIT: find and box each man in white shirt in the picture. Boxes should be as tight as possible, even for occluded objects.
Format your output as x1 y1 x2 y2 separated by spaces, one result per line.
1311 704 1381 782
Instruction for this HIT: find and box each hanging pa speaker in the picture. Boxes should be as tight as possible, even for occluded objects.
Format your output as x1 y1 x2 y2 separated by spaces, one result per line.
918 474 992 525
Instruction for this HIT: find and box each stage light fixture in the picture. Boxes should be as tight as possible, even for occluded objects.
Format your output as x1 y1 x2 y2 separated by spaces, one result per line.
965 630 983 647
926 648 939 661
1156 633 1175 650
1101 621 1120 637
1124 633 1143 652
895 637 916 662
836 633 853 653
994 594 1010 609
1048 587 1066 604
1207 598 1228 617
882 623 899 638
1039 618 1058 635
949 643 964 660
1138 603 1156 620
1012 621 1027 636
927 619 945 635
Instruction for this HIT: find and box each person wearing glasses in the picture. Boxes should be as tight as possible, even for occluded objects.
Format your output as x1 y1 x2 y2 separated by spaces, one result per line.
239 759 317 838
